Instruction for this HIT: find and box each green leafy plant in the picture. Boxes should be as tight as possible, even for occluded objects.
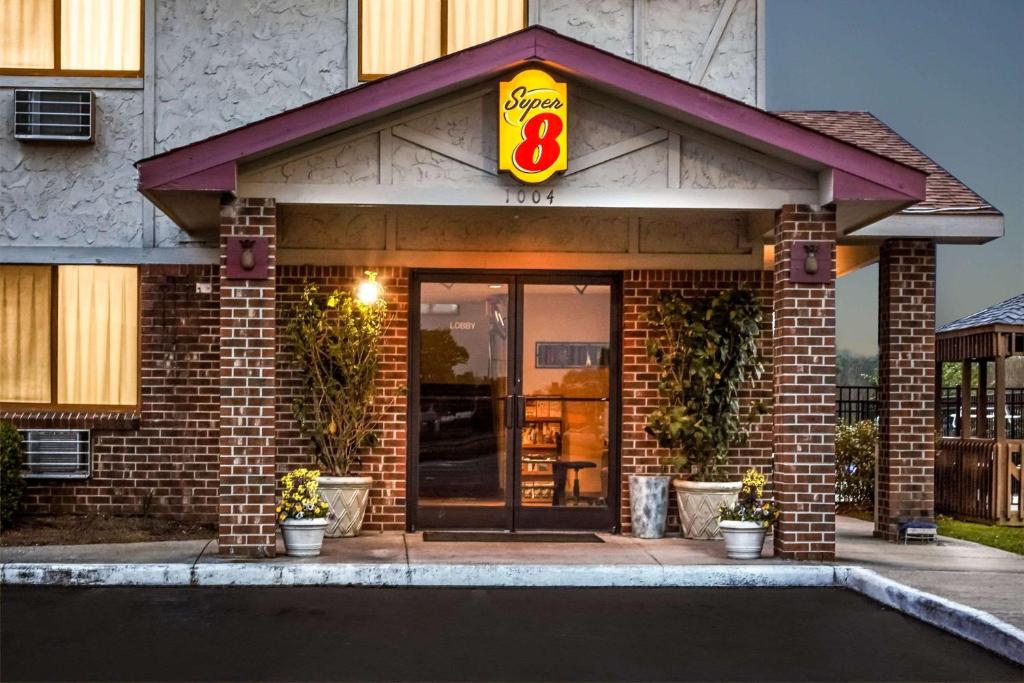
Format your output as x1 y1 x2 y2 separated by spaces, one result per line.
287 274 391 476
276 468 331 521
718 468 779 528
835 419 877 507
644 287 765 482
1 421 26 529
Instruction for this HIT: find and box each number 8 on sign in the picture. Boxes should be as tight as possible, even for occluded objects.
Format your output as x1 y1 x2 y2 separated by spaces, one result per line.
513 113 564 175
499 70 568 184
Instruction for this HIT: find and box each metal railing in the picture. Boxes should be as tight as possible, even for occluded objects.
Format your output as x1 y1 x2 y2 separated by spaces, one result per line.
836 385 878 424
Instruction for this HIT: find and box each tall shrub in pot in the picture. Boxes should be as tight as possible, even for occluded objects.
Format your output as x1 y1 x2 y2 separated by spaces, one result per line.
645 287 765 539
288 273 391 538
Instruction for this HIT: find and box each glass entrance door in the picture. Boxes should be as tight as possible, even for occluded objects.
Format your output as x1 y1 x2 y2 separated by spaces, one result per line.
515 279 616 530
410 272 619 531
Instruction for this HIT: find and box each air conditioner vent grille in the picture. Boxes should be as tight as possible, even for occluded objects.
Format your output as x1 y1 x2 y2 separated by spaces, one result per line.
20 429 91 479
14 90 94 142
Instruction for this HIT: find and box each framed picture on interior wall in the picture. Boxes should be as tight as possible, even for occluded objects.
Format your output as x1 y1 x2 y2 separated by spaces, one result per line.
535 342 610 369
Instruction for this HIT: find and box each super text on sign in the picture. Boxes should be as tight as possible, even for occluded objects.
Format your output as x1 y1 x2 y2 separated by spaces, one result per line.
499 69 568 184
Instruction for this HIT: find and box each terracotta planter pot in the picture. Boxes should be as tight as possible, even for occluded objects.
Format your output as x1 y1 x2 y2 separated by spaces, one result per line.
672 478 742 540
628 475 671 539
280 517 328 557
318 476 372 538
719 520 767 559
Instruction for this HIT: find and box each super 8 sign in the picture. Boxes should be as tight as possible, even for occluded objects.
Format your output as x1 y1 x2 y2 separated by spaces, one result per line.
498 69 568 184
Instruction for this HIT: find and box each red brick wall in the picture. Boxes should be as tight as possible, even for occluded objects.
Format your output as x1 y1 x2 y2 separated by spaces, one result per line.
217 198 277 557
4 265 220 522
275 266 409 532
772 204 837 561
620 269 774 533
877 238 936 540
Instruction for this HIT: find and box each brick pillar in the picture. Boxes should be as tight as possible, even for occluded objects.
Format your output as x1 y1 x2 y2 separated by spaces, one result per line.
218 197 277 557
772 205 837 561
876 239 936 541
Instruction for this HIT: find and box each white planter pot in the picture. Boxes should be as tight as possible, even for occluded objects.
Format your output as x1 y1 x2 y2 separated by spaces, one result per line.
720 520 767 559
672 478 742 540
280 517 328 557
318 476 372 538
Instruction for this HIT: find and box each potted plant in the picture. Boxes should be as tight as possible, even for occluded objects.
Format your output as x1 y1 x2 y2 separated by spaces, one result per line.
288 273 391 538
644 286 766 540
277 468 332 557
718 468 779 559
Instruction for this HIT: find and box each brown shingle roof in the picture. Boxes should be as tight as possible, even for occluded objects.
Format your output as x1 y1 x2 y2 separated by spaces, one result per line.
775 111 1001 216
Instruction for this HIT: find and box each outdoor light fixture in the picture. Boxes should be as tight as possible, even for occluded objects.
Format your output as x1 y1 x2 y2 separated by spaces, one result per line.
239 239 256 271
803 243 819 275
789 240 831 284
225 236 268 279
356 271 383 305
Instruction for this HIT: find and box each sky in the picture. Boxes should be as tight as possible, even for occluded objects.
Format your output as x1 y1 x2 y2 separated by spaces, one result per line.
767 0 1024 356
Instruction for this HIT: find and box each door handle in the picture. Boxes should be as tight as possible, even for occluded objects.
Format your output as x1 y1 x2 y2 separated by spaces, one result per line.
505 396 515 428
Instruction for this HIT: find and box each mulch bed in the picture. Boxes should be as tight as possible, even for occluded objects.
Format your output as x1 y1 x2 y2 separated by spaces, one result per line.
0 515 216 547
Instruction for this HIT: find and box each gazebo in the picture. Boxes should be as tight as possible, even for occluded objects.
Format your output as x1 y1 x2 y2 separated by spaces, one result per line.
936 293 1024 525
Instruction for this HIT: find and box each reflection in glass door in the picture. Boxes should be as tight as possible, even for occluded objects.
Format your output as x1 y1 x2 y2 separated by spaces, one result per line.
411 273 619 531
414 279 512 529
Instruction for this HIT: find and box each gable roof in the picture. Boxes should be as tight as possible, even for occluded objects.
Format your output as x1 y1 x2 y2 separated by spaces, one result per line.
136 26 925 208
777 111 1000 217
938 293 1024 333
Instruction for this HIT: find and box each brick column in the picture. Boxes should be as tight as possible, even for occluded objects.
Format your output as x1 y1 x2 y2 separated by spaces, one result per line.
218 197 277 557
772 205 837 561
876 239 936 541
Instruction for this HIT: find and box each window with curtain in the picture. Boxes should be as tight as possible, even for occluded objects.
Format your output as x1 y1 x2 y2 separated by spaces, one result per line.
1 0 142 74
0 265 138 408
360 0 526 80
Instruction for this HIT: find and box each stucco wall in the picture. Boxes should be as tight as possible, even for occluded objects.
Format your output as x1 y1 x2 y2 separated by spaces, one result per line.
0 88 144 247
2 0 760 252
154 0 348 152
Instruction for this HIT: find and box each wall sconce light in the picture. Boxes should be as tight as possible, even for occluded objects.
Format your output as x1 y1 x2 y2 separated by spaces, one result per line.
803 243 819 275
225 236 269 279
356 271 383 306
239 239 256 271
789 240 831 284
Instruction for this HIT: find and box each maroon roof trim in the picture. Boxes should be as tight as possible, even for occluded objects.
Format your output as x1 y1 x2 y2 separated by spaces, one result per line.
138 26 925 202
832 169 916 202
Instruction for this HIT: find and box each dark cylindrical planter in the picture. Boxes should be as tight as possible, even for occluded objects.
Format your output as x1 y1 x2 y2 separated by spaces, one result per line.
629 474 671 539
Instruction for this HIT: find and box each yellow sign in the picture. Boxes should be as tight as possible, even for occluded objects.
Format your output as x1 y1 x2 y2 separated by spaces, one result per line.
498 69 568 184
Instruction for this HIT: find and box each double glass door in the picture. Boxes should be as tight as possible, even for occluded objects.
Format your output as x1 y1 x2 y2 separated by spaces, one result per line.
410 272 619 531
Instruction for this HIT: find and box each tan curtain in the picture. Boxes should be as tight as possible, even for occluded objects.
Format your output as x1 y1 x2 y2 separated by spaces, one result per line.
447 0 524 53
0 0 54 69
360 0 441 77
0 266 51 403
57 266 138 406
61 0 141 71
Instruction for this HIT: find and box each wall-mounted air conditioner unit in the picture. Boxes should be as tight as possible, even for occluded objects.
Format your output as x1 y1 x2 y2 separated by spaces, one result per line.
13 89 95 142
20 429 91 479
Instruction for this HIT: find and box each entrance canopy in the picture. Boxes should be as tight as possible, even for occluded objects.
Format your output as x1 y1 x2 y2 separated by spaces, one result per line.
137 26 969 239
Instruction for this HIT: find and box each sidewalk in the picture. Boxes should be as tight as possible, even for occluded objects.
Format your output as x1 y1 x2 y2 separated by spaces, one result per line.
835 516 1024 630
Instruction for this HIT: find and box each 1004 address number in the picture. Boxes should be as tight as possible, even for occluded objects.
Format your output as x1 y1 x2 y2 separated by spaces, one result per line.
505 188 556 205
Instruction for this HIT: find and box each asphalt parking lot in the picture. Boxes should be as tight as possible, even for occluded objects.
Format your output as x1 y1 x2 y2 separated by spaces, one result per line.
1 586 1020 682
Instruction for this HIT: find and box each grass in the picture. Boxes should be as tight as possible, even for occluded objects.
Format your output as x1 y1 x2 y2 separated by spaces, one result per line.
935 515 1024 556
1 514 215 547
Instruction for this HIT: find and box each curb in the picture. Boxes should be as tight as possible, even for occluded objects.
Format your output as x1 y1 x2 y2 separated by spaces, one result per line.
1 562 837 588
837 566 1024 666
3 562 1022 665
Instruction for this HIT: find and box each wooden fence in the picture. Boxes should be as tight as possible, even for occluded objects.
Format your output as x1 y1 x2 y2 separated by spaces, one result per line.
937 437 1024 525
